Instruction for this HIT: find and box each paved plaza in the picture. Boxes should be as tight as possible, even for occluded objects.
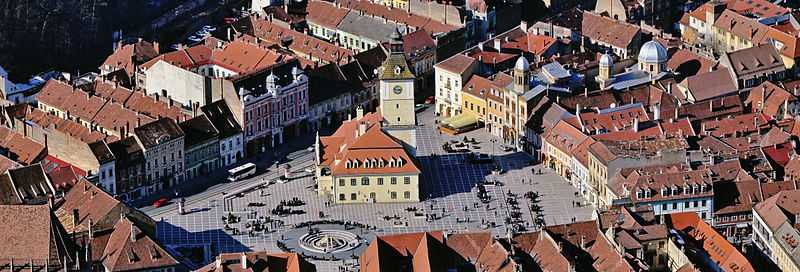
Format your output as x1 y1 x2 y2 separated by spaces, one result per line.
155 107 594 271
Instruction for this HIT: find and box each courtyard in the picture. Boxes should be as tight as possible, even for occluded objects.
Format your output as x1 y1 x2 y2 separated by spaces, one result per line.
154 106 594 271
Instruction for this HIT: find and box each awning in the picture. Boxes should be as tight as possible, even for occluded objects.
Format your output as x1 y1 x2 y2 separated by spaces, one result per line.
444 113 478 129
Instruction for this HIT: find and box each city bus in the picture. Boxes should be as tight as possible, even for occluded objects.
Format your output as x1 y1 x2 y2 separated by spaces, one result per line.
227 163 256 182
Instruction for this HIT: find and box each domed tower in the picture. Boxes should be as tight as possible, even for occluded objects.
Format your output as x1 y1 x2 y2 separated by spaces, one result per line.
596 53 615 89
637 41 668 75
512 56 530 94
598 53 614 80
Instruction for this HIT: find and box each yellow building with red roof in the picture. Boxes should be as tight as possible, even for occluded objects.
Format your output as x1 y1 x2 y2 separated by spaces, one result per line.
314 109 420 203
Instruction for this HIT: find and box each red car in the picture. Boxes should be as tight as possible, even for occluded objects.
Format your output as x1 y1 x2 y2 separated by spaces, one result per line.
425 96 434 104
153 197 169 208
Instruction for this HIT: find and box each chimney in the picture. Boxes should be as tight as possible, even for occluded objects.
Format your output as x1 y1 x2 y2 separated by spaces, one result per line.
241 253 248 269
72 209 79 226
44 134 48 148
633 117 639 132
477 42 483 51
357 122 367 137
129 220 136 242
356 106 364 120
494 38 501 51
88 219 94 239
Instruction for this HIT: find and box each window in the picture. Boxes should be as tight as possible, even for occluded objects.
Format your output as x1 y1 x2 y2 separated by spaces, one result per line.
404 177 411 184
378 178 384 185
339 194 345 201
361 177 370 185
672 203 677 209
684 201 690 208
339 179 345 186
702 200 707 207
391 192 397 199
350 193 357 200
350 179 357 186
662 203 667 210
404 191 411 199
369 192 376 199
391 177 397 184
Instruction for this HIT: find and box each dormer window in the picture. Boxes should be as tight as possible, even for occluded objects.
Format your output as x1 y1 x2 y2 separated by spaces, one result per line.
394 66 402 75
644 188 652 198
693 184 699 194
662 187 669 197
671 186 678 195
346 160 352 168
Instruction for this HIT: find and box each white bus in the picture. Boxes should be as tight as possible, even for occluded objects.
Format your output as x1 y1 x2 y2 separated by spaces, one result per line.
228 163 256 182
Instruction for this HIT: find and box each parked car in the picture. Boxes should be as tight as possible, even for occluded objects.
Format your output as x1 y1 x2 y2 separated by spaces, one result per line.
153 197 170 208
425 96 434 104
415 104 427 112
202 25 217 32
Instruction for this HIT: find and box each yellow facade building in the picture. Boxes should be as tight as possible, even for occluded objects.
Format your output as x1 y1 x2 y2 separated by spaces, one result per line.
315 110 421 204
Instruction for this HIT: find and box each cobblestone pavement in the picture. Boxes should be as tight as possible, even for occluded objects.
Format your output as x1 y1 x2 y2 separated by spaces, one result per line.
155 106 594 271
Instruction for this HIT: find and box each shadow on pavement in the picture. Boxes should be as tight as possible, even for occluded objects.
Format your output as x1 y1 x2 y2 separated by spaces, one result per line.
157 220 250 268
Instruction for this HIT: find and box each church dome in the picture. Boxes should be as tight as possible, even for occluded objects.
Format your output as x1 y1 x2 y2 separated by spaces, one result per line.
638 41 668 64
599 53 614 67
514 56 529 71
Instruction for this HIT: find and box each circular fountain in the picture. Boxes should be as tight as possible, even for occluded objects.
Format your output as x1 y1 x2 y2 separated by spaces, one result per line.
279 221 374 260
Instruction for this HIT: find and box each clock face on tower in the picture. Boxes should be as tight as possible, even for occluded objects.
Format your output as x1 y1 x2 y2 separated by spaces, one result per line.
393 85 403 95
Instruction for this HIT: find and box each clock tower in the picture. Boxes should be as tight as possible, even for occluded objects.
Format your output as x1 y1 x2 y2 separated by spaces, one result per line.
379 28 417 155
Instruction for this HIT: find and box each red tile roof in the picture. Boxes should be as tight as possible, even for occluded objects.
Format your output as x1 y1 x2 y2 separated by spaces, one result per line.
544 120 589 155
319 113 419 175
360 231 448 272
0 205 70 268
582 11 640 49
746 81 796 118
246 17 353 66
0 126 46 165
197 252 316 272
669 212 755 272
306 0 350 29
337 0 459 34
667 49 716 77
101 217 179 271
435 53 477 74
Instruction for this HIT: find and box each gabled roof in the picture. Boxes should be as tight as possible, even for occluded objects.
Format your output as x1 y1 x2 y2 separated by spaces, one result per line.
746 81 796 118
196 251 316 272
200 100 243 139
435 54 477 75
179 115 219 148
54 178 154 235
134 118 184 149
581 11 640 49
101 217 179 271
714 9 771 44
722 44 784 76
668 212 755 272
0 126 46 165
320 113 420 176
360 231 449 272
0 205 74 271
306 0 350 29
679 69 737 102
